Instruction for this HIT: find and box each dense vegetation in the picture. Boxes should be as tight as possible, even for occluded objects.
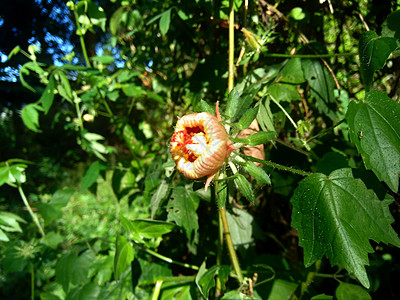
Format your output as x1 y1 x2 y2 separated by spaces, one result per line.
1 0 400 299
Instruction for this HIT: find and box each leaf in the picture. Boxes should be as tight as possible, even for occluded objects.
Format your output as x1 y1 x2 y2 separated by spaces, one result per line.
225 88 240 119
242 161 271 185
167 187 200 246
199 99 215 115
268 279 298 300
246 131 276 146
195 262 219 299
335 282 371 300
302 59 337 121
269 83 302 102
159 8 172 36
56 250 94 292
151 179 170 218
346 90 400 192
290 168 400 288
41 231 63 249
130 219 175 239
381 10 400 40
216 179 227 208
114 235 134 280
234 174 255 204
279 58 305 84
40 75 56 114
226 207 254 249
359 31 398 91
232 84 261 121
81 161 107 191
91 55 115 64
21 103 42 132
237 106 259 130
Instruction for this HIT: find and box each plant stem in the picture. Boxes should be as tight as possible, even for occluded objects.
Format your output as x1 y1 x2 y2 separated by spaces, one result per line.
239 153 312 177
30 262 35 300
306 119 346 143
219 206 244 283
269 94 298 130
262 52 357 58
228 0 235 92
152 280 163 300
18 185 45 237
144 248 199 271
72 9 92 68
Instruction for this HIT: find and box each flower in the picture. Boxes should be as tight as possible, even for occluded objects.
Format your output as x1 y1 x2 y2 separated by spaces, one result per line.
170 103 234 190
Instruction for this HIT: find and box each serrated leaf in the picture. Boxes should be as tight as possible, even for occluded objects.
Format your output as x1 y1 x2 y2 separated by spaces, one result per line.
234 174 255 204
359 31 398 91
279 58 305 84
21 103 42 132
291 168 400 288
302 59 337 121
232 84 261 121
167 187 199 245
195 263 220 299
269 83 302 102
159 8 172 36
346 90 400 192
114 235 134 280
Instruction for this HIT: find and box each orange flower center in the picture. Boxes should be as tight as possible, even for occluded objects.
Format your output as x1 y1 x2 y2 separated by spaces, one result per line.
171 125 207 163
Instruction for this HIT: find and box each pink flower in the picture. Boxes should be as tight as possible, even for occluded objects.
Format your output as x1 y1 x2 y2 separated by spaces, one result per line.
170 103 234 190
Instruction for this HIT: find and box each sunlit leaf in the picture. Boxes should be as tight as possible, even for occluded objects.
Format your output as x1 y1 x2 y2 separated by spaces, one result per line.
21 103 42 132
291 168 400 288
81 161 107 191
335 281 371 300
159 8 172 36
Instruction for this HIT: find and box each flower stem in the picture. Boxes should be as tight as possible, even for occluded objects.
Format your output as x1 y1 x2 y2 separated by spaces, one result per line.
30 262 35 300
219 206 244 283
151 280 163 300
72 8 92 68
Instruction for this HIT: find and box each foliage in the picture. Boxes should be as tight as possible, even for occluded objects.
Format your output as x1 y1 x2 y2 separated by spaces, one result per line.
1 0 400 299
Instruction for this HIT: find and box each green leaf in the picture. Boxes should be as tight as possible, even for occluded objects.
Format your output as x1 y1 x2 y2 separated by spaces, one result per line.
335 282 371 300
199 99 215 115
225 88 240 119
246 131 276 146
159 8 172 36
346 90 400 192
0 211 26 241
167 187 200 246
242 161 271 185
151 179 170 218
302 59 337 121
81 161 107 191
216 179 227 208
40 75 56 114
269 83 302 102
114 235 135 280
226 207 254 249
381 10 400 40
195 262 219 299
56 250 94 292
359 31 398 91
237 106 259 130
130 219 175 239
41 231 63 249
234 174 255 204
232 84 261 121
86 1 106 31
279 58 305 84
291 168 400 288
91 55 115 64
268 279 298 300
21 103 42 132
